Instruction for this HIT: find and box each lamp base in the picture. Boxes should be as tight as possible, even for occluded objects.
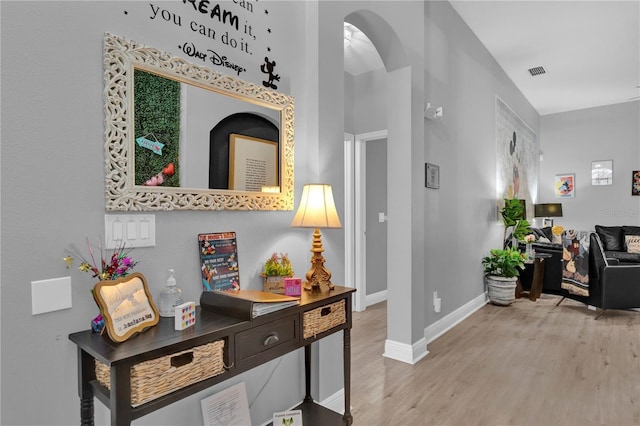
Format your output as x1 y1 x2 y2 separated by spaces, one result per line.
304 228 334 292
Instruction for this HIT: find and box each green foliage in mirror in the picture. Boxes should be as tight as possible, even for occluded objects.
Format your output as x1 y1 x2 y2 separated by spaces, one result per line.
134 70 181 187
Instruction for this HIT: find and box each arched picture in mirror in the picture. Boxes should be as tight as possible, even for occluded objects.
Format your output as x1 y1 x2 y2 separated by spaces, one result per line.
104 33 294 211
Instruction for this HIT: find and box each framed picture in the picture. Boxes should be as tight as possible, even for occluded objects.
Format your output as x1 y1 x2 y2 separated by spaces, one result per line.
198 232 240 292
92 272 159 343
555 173 575 198
632 171 640 196
425 163 440 189
591 160 613 185
228 134 278 191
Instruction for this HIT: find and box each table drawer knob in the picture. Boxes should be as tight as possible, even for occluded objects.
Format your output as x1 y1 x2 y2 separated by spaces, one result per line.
263 333 280 346
320 307 332 316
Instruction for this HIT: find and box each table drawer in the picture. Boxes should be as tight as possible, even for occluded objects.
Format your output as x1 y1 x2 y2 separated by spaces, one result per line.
303 299 346 339
235 314 298 366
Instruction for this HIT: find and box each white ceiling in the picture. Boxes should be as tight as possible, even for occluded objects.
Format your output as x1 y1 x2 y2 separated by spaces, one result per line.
344 1 640 116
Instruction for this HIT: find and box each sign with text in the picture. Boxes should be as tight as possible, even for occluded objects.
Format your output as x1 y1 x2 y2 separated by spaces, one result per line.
93 273 159 343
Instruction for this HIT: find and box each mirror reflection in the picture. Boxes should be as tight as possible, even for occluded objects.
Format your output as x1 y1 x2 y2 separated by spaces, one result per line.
104 33 294 211
133 69 281 191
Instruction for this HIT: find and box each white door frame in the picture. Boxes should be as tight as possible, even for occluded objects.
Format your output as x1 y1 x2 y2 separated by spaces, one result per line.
345 130 388 312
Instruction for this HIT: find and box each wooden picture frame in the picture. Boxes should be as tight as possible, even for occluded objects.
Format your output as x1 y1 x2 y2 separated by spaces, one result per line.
93 272 159 343
228 134 279 191
425 163 440 189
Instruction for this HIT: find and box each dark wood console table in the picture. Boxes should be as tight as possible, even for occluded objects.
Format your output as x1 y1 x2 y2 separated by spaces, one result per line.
69 286 355 426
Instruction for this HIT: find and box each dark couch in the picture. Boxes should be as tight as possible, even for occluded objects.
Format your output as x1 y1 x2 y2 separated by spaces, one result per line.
520 226 640 317
593 225 640 263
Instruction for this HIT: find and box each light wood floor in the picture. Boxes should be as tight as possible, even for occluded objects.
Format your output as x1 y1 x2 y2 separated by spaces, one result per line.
350 295 640 426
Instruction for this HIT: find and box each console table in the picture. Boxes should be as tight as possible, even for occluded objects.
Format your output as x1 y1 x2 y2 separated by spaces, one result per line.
69 286 355 425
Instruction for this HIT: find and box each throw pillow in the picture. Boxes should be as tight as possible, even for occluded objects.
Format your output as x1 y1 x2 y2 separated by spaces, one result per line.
623 225 640 236
595 225 624 251
625 235 640 254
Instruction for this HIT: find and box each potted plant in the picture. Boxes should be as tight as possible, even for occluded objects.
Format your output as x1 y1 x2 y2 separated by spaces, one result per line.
501 198 531 249
261 253 294 294
482 247 526 306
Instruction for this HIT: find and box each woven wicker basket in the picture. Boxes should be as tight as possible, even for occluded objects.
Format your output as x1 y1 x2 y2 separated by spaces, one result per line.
303 299 346 339
95 340 225 406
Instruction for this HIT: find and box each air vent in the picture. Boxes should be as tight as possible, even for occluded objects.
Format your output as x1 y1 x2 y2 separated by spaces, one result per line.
528 66 546 76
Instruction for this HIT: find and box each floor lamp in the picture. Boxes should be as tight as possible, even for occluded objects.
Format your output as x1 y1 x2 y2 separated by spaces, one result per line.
291 184 342 291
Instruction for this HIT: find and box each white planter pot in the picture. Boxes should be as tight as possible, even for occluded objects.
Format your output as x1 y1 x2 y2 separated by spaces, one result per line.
485 276 517 306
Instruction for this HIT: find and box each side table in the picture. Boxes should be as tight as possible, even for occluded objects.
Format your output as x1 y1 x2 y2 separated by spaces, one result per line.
516 253 552 301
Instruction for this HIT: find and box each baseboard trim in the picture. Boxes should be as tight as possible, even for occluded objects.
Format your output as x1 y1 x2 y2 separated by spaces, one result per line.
365 290 388 307
319 388 345 414
383 337 429 365
424 292 488 344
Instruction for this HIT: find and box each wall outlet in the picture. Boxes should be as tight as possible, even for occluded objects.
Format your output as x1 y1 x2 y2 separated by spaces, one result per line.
433 291 442 313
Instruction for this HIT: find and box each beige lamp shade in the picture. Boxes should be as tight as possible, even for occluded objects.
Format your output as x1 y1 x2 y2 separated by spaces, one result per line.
291 184 342 229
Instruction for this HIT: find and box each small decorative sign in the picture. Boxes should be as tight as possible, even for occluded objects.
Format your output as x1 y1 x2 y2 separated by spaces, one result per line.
284 277 302 297
273 409 303 425
92 272 159 343
199 232 240 292
174 301 196 330
136 136 165 155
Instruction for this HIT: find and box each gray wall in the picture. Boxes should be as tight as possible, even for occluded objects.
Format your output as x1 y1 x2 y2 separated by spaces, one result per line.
365 138 388 296
422 1 540 326
1 2 313 425
4 1 633 424
539 101 640 230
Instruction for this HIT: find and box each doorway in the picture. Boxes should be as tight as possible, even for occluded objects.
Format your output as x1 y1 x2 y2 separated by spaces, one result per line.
345 130 388 312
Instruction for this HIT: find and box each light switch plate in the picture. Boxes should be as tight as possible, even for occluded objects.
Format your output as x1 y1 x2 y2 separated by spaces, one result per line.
31 276 72 315
105 214 156 248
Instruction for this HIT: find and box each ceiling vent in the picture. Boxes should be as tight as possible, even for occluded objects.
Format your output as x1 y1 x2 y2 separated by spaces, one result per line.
528 66 546 76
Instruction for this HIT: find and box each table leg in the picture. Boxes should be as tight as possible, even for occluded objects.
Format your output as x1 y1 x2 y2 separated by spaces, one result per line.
304 344 313 404
530 258 546 301
343 328 353 425
111 363 132 426
77 349 95 426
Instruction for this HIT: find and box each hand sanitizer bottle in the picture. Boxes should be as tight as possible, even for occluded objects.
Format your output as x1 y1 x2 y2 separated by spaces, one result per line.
158 269 183 317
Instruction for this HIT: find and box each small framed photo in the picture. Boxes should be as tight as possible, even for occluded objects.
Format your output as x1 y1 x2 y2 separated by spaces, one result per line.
555 173 575 198
632 170 640 196
591 160 613 185
425 163 439 189
92 272 159 343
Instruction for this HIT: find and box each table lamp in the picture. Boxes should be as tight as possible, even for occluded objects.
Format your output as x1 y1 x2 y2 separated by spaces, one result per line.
291 184 342 291
534 203 563 227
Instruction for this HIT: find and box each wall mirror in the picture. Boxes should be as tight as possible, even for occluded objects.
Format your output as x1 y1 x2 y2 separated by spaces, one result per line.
104 33 294 211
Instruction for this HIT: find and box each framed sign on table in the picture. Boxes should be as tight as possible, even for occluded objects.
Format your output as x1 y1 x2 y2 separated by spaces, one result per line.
92 272 159 343
198 232 240 292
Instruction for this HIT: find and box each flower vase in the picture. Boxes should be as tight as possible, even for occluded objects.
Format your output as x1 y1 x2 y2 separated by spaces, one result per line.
90 286 105 333
526 243 534 259
91 313 105 333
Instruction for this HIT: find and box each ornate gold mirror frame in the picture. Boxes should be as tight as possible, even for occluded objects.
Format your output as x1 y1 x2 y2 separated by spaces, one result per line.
104 33 294 211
